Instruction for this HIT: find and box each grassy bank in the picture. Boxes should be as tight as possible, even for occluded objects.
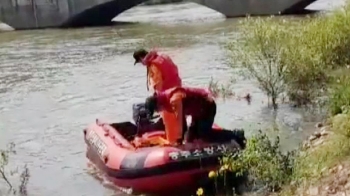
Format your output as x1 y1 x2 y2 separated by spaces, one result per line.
197 1 350 196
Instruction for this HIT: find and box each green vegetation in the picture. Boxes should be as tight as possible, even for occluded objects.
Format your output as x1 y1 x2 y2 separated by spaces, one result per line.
224 131 296 192
328 70 350 116
0 143 30 195
227 4 350 108
208 77 235 100
197 1 350 196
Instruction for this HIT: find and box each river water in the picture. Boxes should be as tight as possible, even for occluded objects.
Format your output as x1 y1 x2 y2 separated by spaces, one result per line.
0 2 333 196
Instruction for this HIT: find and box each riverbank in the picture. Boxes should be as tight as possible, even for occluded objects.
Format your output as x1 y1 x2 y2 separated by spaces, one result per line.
277 11 350 193
278 69 350 196
203 1 350 196
280 116 350 196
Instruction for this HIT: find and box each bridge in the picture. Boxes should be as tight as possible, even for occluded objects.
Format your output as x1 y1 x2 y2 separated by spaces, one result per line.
0 0 317 30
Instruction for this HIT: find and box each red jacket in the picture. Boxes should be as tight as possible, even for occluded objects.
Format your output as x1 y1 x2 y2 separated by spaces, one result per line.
157 87 214 119
142 50 182 93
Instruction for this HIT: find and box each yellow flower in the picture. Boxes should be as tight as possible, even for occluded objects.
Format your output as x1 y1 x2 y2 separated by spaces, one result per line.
220 164 229 172
196 187 204 196
208 171 216 178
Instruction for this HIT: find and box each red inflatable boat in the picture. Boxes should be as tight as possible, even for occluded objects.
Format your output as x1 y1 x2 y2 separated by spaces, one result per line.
83 103 245 194
83 118 245 194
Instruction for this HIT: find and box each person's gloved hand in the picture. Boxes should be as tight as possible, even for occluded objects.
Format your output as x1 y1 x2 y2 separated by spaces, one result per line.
132 136 143 147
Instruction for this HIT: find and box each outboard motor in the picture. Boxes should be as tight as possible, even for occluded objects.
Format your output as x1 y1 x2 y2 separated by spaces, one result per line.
132 103 164 134
132 103 152 126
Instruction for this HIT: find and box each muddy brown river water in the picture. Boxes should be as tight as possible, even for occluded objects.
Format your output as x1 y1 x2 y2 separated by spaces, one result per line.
0 2 337 196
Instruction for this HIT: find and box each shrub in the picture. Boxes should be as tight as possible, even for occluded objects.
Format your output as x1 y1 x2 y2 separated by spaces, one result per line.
220 131 296 192
328 72 350 115
208 77 235 100
332 113 350 137
0 143 30 196
227 2 350 107
228 16 331 107
280 19 328 106
227 17 290 109
318 5 350 68
215 2 350 196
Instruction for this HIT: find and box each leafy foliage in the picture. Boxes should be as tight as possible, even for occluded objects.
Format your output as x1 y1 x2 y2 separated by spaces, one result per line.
221 131 296 192
213 2 350 196
328 73 350 116
227 2 350 108
227 17 289 109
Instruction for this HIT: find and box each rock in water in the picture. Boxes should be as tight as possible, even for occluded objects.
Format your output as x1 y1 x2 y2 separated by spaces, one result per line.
315 122 323 128
0 23 14 31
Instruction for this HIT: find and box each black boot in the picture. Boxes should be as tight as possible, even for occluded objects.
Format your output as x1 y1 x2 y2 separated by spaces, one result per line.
231 129 246 149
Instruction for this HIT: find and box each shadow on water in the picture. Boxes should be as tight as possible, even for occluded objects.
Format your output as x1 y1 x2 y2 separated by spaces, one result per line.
61 0 146 28
15 21 140 31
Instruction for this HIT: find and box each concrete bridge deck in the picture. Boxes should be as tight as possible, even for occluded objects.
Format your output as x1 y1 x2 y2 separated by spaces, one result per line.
0 0 317 30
